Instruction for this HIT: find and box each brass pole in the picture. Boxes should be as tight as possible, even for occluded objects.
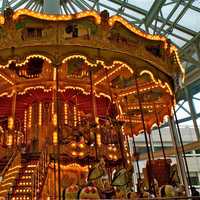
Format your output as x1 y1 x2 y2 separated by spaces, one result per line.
89 70 98 160
125 96 141 180
171 97 193 193
148 132 154 161
56 66 61 200
134 75 156 196
153 103 166 160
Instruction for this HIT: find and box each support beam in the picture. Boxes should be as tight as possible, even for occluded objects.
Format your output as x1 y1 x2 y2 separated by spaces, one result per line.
144 0 166 29
184 67 200 87
184 87 200 140
180 32 200 55
195 40 200 61
164 0 193 36
2 0 9 12
159 0 182 33
98 0 197 36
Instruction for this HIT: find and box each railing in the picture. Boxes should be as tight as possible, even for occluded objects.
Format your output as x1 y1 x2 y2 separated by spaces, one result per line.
0 148 20 179
0 149 21 197
32 146 49 199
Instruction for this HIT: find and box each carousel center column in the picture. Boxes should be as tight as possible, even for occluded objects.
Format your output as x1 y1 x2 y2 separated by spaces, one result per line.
52 62 61 200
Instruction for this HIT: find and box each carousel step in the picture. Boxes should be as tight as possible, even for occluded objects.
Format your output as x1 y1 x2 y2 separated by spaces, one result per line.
18 181 32 186
17 175 32 180
12 195 31 200
13 188 32 193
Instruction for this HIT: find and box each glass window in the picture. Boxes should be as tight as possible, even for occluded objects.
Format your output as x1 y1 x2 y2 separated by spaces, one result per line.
193 1 200 9
175 101 191 120
195 149 200 154
186 151 193 154
190 172 199 185
167 35 186 47
128 0 154 11
178 9 200 32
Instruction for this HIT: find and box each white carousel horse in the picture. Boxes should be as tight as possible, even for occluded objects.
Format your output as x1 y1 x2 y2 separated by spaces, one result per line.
159 184 176 198
86 158 116 199
87 158 106 182
111 167 134 199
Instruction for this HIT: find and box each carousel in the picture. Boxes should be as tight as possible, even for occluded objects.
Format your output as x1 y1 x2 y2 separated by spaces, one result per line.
0 7 185 200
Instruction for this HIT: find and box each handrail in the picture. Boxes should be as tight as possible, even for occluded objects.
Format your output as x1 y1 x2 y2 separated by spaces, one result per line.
0 148 19 178
32 145 49 199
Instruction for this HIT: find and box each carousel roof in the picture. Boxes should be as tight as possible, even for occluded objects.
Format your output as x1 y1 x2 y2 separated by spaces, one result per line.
0 0 199 86
0 0 199 49
0 0 198 87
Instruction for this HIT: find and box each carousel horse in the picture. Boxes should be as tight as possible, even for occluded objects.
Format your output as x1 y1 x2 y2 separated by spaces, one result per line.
77 160 104 200
86 158 115 199
175 184 186 197
87 158 106 183
159 184 176 198
78 186 101 199
63 184 80 200
111 167 133 198
112 166 133 188
112 168 129 187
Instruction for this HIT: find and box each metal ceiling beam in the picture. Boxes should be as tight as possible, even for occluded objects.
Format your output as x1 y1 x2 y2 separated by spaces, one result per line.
104 0 197 36
195 39 200 61
79 0 93 10
159 0 182 33
92 0 100 11
144 0 167 29
61 2 69 15
25 0 35 9
71 0 87 11
180 32 200 54
12 0 29 10
116 0 128 15
68 1 77 13
173 0 200 12
164 0 193 36
88 0 143 23
149 23 189 47
182 54 200 66
2 0 9 12
63 3 72 14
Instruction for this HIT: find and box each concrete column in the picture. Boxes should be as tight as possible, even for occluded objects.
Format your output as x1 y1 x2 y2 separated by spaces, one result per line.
185 87 200 140
168 116 190 196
